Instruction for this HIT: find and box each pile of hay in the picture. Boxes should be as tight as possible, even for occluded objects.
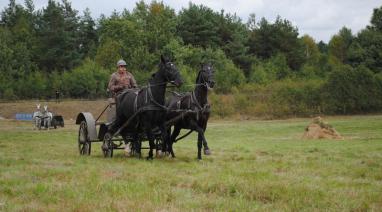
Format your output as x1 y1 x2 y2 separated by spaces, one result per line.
302 116 343 140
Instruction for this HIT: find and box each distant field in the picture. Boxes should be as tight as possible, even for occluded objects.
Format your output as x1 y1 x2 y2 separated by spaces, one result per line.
0 116 382 211
0 99 109 120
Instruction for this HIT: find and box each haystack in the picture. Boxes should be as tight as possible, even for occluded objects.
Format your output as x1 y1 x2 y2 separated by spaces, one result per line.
302 116 343 140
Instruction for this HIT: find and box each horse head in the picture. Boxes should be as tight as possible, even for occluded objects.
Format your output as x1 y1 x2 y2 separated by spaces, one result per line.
36 104 41 111
197 63 215 89
159 55 183 87
43 105 48 112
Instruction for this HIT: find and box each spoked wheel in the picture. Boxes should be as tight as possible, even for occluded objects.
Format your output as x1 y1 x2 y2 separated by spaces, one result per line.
102 133 113 158
78 121 91 155
52 120 57 129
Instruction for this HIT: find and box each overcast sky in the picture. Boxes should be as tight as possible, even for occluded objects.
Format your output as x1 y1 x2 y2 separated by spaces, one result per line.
1 0 381 42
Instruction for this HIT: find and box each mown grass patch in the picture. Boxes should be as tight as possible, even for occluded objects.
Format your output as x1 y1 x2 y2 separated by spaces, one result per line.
1 116 382 211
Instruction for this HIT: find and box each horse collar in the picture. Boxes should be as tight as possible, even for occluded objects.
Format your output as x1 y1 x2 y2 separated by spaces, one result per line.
146 83 167 110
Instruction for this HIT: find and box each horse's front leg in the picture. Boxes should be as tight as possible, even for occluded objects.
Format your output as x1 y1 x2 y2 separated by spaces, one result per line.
189 121 206 160
132 133 141 158
168 126 181 158
200 121 211 155
163 128 172 155
157 125 168 158
146 131 155 160
198 133 211 155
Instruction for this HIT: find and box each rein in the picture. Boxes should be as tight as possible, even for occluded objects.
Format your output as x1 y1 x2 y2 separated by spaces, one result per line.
117 78 211 125
175 83 209 88
146 83 168 110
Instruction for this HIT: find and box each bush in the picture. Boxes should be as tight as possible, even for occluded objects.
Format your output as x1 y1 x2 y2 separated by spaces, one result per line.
268 79 324 116
3 88 17 100
16 71 48 99
209 92 235 117
248 53 292 84
62 59 109 99
248 63 272 84
207 80 325 119
324 64 382 113
213 50 246 93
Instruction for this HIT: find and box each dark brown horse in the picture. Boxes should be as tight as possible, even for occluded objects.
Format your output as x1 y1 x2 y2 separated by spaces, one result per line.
165 63 215 159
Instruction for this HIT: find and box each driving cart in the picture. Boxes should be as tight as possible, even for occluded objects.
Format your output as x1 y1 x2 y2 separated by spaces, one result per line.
75 97 164 158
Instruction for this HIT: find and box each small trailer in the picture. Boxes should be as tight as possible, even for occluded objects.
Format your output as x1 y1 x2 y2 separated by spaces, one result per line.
51 115 65 128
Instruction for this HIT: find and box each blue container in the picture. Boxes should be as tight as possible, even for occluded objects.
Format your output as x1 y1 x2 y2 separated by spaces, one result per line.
15 113 33 121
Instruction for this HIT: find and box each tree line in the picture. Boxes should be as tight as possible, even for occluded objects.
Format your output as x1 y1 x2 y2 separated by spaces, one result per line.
1 0 381 115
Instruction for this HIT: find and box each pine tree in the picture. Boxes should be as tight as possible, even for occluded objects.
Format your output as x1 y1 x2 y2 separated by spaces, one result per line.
78 8 97 58
177 3 220 48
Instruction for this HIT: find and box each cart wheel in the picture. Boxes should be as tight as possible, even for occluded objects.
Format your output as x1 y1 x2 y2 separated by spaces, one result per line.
53 120 57 129
78 121 91 155
102 133 113 158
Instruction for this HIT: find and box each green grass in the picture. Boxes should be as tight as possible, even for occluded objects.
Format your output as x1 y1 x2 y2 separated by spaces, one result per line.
1 116 382 211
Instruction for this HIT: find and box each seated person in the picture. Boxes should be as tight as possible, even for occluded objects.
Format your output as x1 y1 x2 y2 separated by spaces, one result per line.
106 59 138 122
108 59 137 97
107 59 137 156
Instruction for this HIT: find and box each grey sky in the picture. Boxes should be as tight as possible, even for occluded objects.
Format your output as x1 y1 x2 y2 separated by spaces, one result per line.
1 0 380 42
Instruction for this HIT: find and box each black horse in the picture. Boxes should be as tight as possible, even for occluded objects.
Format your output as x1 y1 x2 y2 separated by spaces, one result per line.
107 55 183 159
165 63 215 159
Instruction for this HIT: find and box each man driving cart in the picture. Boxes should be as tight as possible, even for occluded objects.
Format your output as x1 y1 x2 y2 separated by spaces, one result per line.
107 59 138 156
108 59 137 96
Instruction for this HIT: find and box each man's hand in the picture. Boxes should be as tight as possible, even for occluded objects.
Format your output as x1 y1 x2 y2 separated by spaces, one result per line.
121 78 129 85
119 85 126 89
113 85 125 92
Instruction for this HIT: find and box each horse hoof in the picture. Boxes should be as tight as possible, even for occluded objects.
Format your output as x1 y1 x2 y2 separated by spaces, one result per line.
204 149 211 155
124 146 131 157
156 150 163 158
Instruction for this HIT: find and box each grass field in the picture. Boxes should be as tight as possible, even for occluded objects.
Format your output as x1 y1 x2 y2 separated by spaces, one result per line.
1 115 382 211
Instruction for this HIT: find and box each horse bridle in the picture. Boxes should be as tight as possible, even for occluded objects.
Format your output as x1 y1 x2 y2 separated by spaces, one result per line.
162 62 178 83
144 62 180 109
198 65 214 88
